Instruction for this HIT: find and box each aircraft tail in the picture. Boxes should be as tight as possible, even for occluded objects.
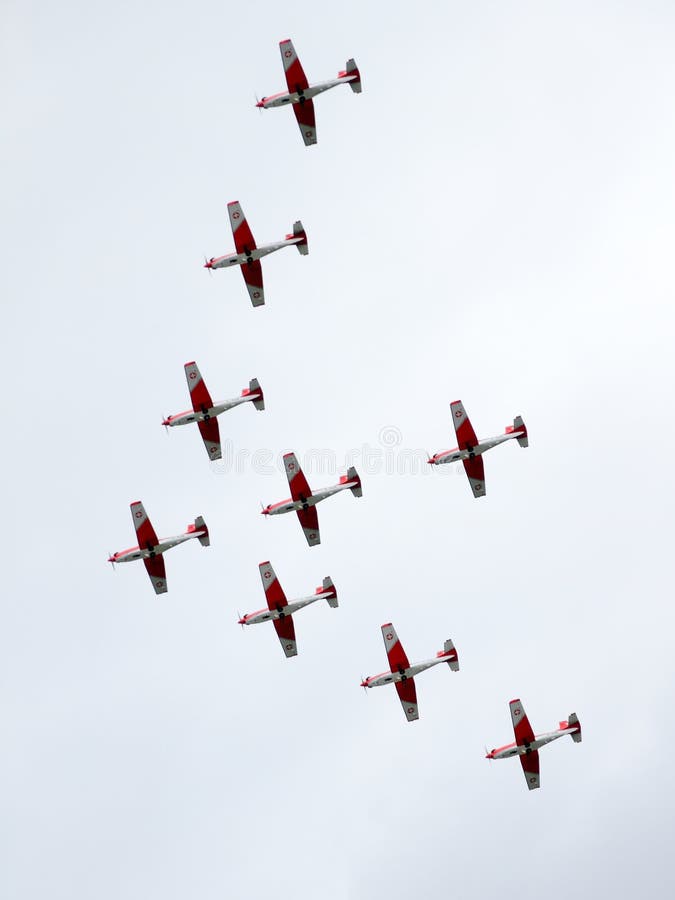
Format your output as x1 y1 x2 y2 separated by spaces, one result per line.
340 466 362 497
513 415 528 447
189 515 210 547
567 712 582 742
292 220 309 255
437 638 460 671
318 576 338 608
340 58 362 93
245 377 265 411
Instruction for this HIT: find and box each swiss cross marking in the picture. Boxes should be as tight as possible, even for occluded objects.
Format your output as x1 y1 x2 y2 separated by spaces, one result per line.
189 371 197 379
264 571 271 580
233 211 240 219
385 632 393 640
135 510 142 518
284 49 292 58
455 409 462 418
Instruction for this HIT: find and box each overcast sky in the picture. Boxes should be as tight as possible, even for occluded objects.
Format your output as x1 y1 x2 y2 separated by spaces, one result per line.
2 1 675 898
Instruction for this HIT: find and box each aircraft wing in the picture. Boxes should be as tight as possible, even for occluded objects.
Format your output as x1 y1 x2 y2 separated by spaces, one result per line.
259 561 288 611
462 455 486 498
510 699 536 745
395 677 419 722
280 39 310 93
130 501 159 550
450 400 479 449
273 614 297 658
144 554 167 595
228 201 257 254
240 259 265 307
381 623 411 672
292 100 317 146
519 750 540 790
283 452 312 501
197 418 221 460
184 361 213 412
296 506 320 547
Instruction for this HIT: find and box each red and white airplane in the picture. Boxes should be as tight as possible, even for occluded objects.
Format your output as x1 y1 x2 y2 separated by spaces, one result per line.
238 561 338 658
261 453 362 546
428 400 528 497
256 39 362 146
162 362 264 460
360 624 459 722
107 501 210 594
204 201 308 306
486 699 582 790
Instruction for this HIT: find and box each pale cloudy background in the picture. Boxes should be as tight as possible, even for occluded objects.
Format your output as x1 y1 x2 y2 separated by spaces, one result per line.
2 1 675 898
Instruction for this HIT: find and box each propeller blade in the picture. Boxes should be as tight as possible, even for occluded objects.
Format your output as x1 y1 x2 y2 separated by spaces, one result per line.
204 254 213 276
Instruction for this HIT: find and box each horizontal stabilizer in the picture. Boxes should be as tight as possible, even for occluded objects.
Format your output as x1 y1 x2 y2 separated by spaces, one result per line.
193 515 210 547
343 58 362 93
346 466 362 497
513 415 528 448
248 377 265 411
442 638 460 671
292 220 309 255
320 576 338 608
568 711 582 742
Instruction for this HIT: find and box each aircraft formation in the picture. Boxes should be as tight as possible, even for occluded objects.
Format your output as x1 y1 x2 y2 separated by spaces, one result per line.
107 39 581 792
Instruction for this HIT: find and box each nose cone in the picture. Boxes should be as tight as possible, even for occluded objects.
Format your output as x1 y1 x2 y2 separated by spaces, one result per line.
107 554 116 563
485 749 494 759
360 678 369 688
162 417 171 427
260 506 270 516
427 456 436 465
238 615 247 625
203 259 213 269
255 98 265 108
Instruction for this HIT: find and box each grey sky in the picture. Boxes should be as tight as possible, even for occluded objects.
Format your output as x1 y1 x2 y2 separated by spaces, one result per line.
2 1 675 898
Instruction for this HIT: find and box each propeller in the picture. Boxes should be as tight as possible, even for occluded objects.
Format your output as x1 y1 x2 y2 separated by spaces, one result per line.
203 254 213 276
260 500 269 517
361 676 369 693
254 92 263 113
237 610 244 628
108 552 116 570
163 416 169 434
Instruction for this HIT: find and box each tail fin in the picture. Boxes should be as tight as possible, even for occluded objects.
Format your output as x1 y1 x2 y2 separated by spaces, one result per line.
317 576 338 608
340 58 362 93
437 638 460 671
292 220 309 255
513 415 528 448
568 712 582 742
193 515 210 547
340 466 362 497
245 377 265 411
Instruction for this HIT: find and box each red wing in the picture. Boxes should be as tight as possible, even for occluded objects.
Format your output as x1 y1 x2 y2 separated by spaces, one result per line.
279 39 310 92
144 555 167 595
240 259 264 307
273 614 297 658
395 678 419 722
510 699 536 744
292 100 317 147
258 561 288 611
297 506 320 547
381 623 411 672
283 452 312 501
462 455 486 498
197 418 221 460
228 201 257 254
450 400 479 449
519 750 541 790
130 501 159 549
184 361 213 412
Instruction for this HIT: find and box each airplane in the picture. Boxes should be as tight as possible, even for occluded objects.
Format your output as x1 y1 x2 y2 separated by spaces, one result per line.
107 501 209 594
238 561 338 658
360 624 459 722
485 698 582 790
256 39 362 146
204 200 308 307
428 400 528 497
261 452 362 546
162 362 264 460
